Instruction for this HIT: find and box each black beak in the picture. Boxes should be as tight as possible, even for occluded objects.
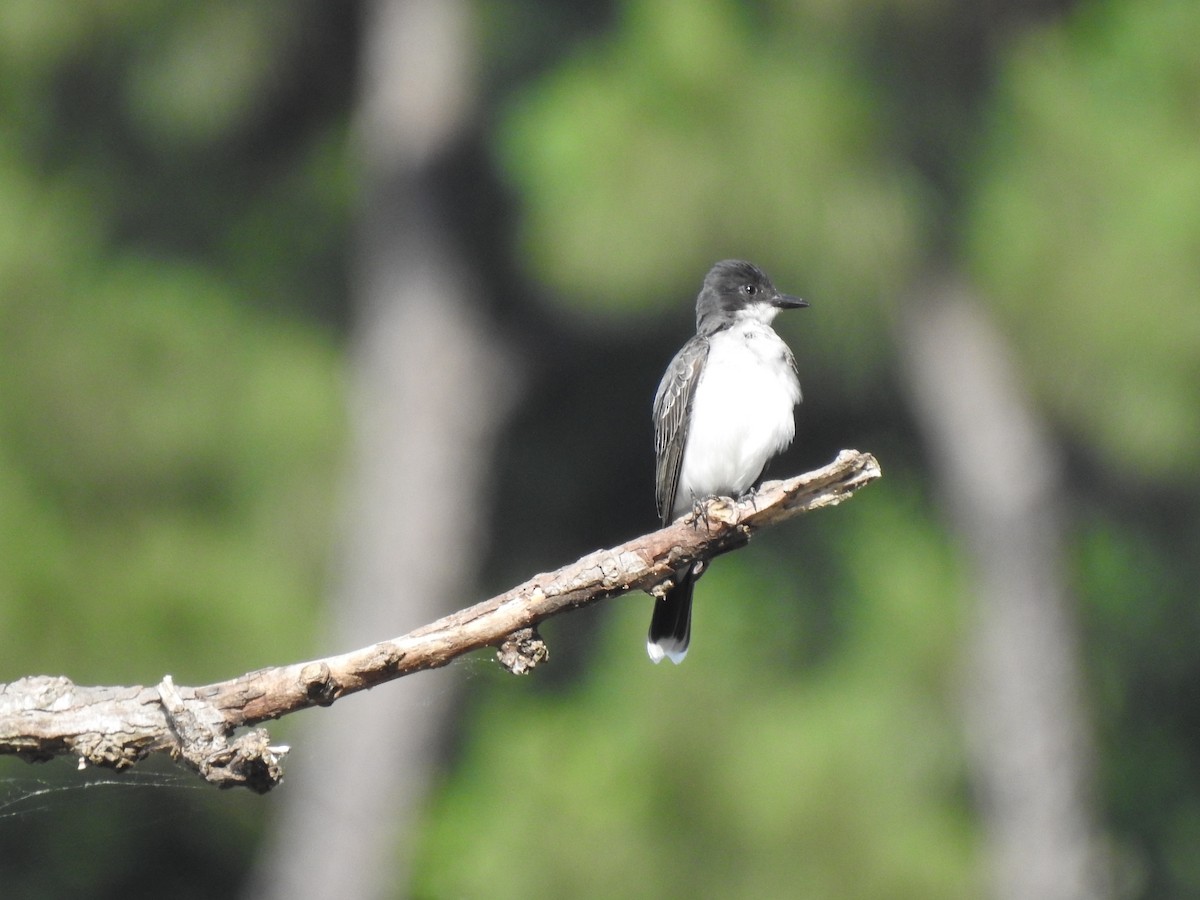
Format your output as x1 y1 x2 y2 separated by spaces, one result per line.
773 292 809 310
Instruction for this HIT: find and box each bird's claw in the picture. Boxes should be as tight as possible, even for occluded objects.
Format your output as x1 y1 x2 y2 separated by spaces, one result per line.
690 494 736 530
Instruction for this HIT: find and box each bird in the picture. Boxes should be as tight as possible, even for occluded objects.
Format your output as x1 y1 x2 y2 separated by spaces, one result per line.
648 260 808 664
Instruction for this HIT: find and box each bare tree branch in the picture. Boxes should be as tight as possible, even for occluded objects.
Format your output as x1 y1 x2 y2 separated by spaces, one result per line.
0 449 880 793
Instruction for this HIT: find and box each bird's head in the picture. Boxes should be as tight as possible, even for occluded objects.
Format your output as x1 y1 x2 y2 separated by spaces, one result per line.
696 259 808 331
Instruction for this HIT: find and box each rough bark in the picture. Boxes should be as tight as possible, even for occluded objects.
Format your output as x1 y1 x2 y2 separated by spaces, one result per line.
0 450 879 793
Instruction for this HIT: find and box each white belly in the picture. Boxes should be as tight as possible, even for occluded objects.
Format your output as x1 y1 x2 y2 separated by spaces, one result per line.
673 324 800 517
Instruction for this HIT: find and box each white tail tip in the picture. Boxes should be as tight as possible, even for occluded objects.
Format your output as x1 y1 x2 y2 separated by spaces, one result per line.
646 638 688 665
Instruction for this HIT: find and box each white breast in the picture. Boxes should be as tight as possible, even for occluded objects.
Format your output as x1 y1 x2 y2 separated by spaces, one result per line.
673 323 800 518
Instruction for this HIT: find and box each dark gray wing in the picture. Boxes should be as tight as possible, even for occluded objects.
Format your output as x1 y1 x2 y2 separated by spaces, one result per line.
785 343 800 401
653 335 708 525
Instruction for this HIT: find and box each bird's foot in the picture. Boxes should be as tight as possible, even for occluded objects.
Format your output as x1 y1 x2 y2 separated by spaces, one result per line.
690 494 736 530
690 493 716 529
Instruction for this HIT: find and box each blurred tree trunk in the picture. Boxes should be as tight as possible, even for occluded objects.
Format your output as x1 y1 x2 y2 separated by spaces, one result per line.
896 274 1111 900
244 1 512 897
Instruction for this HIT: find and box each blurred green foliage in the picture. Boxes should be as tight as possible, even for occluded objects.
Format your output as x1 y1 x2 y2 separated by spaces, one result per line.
0 6 352 893
0 271 341 682
967 0 1200 480
498 0 922 386
0 1 348 684
0 0 1198 898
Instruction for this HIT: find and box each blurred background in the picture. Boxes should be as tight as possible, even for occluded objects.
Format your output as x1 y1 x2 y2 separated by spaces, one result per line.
0 0 1197 897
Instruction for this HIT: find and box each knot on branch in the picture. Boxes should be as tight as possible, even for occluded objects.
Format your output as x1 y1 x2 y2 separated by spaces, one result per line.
496 628 549 675
367 641 406 672
199 728 288 794
157 675 288 793
300 662 339 706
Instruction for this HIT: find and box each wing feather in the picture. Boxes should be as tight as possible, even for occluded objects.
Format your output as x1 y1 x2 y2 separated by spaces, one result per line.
653 336 708 525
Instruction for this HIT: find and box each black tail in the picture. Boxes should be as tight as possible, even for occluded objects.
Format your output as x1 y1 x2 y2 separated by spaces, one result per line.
647 566 695 664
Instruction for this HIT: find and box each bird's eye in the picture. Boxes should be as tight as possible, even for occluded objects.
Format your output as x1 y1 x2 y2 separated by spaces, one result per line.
743 283 757 296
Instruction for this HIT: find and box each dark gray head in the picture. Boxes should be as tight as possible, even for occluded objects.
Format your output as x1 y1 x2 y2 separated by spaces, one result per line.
695 259 808 333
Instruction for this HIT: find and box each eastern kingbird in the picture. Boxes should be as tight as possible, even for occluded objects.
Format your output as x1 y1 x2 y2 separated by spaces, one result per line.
648 260 808 664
